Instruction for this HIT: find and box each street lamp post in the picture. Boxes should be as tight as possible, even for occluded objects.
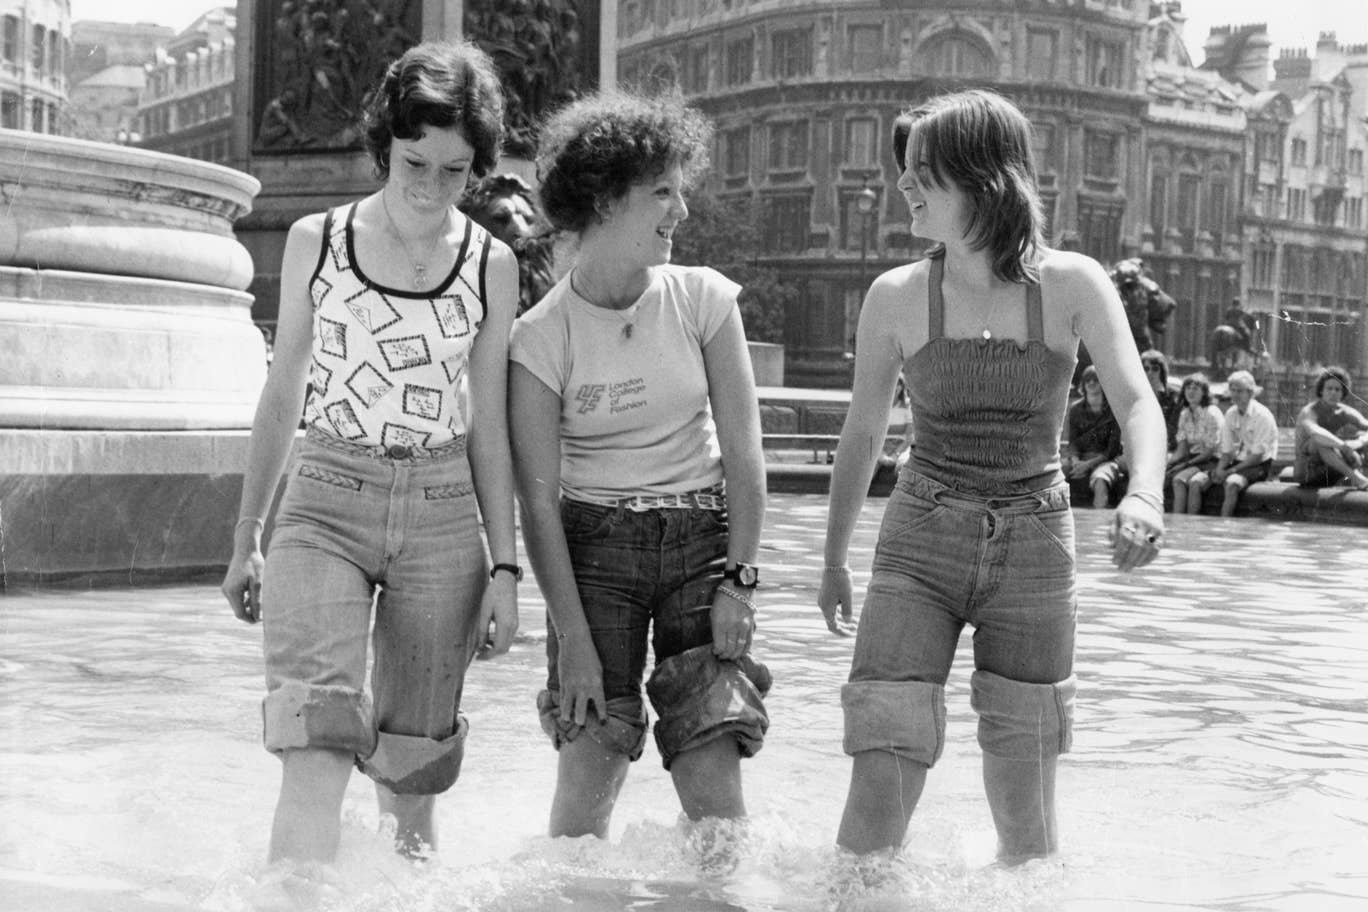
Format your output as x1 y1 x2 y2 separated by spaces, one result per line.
847 177 878 357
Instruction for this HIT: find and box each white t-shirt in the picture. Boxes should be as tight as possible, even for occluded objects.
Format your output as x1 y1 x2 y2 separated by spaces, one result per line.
510 264 740 502
1220 398 1279 462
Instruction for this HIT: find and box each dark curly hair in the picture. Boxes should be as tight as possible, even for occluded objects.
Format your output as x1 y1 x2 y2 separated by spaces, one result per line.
536 92 712 234
362 40 505 180
894 89 1045 284
1181 372 1212 409
1315 365 1352 398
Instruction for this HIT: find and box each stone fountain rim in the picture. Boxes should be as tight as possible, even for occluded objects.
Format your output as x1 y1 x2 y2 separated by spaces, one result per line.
0 130 261 203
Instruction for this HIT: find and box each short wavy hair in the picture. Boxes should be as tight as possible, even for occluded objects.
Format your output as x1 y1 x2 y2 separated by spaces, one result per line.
1315 365 1352 398
893 89 1045 284
536 91 712 234
1181 372 1212 409
1140 348 1170 388
362 40 505 180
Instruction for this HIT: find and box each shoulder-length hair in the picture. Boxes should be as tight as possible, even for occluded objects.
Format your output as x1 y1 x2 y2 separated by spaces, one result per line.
893 89 1045 284
536 91 712 235
1315 365 1352 398
1181 372 1212 409
362 40 505 180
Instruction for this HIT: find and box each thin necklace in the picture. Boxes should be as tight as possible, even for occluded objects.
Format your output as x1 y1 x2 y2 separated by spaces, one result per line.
380 191 447 289
570 268 641 339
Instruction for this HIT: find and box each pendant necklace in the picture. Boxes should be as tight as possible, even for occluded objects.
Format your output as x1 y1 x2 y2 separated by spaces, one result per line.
571 269 640 339
381 191 447 289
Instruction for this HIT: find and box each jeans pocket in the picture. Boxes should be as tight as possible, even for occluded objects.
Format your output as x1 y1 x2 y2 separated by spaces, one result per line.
298 463 363 491
1025 507 1075 564
424 482 474 500
878 491 946 544
561 501 617 540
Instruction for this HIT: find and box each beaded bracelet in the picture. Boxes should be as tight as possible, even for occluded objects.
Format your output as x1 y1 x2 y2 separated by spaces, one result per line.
716 584 756 611
824 565 851 574
1122 489 1164 513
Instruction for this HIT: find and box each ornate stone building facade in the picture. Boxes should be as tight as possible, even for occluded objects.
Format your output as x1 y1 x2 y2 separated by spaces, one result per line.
1 0 69 133
136 7 237 164
1202 25 1368 396
618 0 1154 386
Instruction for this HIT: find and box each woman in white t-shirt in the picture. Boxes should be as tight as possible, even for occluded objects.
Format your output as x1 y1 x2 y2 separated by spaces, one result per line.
509 92 769 846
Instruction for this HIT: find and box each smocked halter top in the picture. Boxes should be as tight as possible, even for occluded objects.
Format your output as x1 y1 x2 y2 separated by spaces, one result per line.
902 256 1078 496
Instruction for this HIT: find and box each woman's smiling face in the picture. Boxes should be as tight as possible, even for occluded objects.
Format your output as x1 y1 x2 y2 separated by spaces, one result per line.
897 159 970 244
601 161 689 268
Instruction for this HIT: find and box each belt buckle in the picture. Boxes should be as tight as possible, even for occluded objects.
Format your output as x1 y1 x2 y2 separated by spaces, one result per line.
386 444 413 460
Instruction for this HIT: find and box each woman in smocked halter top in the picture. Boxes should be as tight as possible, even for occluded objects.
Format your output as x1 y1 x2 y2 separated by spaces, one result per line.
817 90 1166 870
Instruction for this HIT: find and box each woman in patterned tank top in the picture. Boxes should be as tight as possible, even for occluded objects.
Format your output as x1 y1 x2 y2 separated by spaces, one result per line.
818 90 1166 873
220 41 521 889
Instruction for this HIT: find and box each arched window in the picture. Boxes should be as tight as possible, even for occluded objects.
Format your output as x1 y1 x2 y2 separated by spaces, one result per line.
923 33 991 79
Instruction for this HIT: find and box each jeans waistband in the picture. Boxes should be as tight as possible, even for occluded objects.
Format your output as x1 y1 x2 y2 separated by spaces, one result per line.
304 426 467 462
567 483 726 513
897 469 1068 514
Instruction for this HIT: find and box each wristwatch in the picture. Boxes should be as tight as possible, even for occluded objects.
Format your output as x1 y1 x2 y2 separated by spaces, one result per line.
490 562 523 582
722 563 760 588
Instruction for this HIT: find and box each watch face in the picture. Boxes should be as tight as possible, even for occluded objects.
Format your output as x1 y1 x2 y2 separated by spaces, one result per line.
735 565 759 587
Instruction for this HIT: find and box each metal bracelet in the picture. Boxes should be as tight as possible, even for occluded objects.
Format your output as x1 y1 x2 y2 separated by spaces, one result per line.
716 584 756 611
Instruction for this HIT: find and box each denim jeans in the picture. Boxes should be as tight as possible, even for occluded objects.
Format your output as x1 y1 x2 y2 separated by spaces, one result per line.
850 469 1077 687
260 428 486 794
539 498 770 768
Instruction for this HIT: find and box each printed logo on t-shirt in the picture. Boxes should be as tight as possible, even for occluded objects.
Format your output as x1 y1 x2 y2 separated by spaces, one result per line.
432 295 471 338
381 422 430 449
575 384 605 414
403 384 442 421
346 362 394 407
325 400 365 439
607 377 647 415
319 317 347 360
379 335 433 371
344 288 402 334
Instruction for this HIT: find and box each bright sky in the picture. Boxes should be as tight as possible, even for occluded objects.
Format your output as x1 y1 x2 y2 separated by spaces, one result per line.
70 0 1366 64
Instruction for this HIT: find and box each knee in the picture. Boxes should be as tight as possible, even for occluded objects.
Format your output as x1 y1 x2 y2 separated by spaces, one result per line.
263 681 377 758
970 670 1075 760
537 689 648 761
841 679 946 767
356 718 469 795
646 644 771 771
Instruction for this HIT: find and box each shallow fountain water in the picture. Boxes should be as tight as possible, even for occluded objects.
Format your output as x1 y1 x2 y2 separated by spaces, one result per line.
2 496 1365 911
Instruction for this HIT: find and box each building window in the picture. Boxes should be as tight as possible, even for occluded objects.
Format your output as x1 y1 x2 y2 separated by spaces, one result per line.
685 45 708 93
927 34 991 78
1207 182 1227 236
1085 36 1124 88
1 92 18 128
1033 123 1056 172
2 16 18 65
1149 173 1168 239
1346 197 1363 229
1176 173 1200 249
1083 130 1119 180
30 24 44 73
725 36 753 86
849 25 881 73
30 96 44 132
772 27 812 79
1077 200 1122 263
1349 148 1364 174
722 126 750 178
1251 241 1275 288
844 117 877 168
768 120 809 171
1291 137 1307 166
1288 187 1306 221
1026 28 1057 80
46 28 59 77
762 194 811 253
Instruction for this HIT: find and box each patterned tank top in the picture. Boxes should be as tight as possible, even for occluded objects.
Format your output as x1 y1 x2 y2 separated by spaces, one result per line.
302 202 491 448
903 256 1077 496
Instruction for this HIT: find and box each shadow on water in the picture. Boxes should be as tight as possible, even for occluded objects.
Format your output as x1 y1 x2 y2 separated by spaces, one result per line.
1 497 1365 911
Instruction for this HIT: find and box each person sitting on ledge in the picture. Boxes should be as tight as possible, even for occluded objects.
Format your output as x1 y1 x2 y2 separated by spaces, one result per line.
1187 370 1279 516
1292 366 1368 491
1167 372 1224 514
1063 364 1125 508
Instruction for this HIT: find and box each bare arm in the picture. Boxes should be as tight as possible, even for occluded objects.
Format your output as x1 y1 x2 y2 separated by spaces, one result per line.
221 215 322 623
703 305 765 660
1063 253 1165 570
820 273 906 633
509 363 604 725
466 239 521 656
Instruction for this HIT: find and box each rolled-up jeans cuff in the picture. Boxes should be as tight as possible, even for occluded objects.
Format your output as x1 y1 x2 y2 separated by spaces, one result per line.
262 681 377 758
971 670 1076 760
841 679 945 766
536 689 648 761
355 717 469 795
646 643 772 770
